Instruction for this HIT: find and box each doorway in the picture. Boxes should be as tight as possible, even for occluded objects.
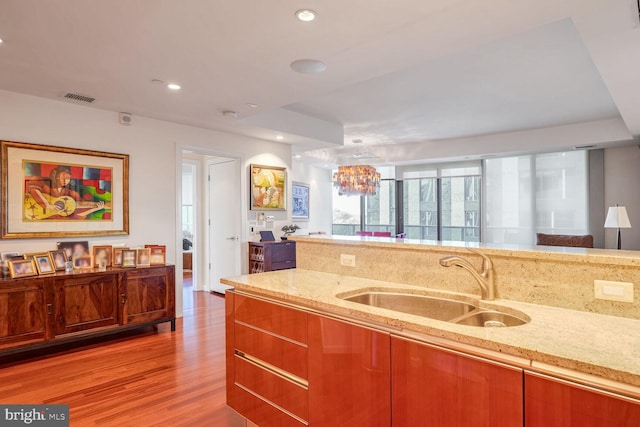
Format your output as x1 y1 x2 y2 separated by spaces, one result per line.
180 151 241 308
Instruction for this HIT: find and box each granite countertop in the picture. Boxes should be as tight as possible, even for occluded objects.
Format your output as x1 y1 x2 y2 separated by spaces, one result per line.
222 268 640 395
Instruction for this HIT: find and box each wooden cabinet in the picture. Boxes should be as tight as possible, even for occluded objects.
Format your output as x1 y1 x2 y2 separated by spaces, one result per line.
226 292 308 426
0 279 49 349
226 292 390 427
524 371 640 426
54 273 119 335
248 241 296 273
0 265 175 356
391 336 523 427
123 267 175 330
308 314 391 426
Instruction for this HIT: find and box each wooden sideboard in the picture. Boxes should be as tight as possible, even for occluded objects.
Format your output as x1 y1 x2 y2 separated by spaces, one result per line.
0 265 175 356
248 241 296 274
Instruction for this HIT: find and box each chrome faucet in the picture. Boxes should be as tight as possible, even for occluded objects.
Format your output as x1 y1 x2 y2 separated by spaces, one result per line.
439 248 495 301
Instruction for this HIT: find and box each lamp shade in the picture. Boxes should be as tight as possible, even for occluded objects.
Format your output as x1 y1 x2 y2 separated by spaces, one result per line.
604 206 632 229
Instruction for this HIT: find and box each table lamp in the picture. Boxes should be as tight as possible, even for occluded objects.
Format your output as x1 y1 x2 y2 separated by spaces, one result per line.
604 204 631 250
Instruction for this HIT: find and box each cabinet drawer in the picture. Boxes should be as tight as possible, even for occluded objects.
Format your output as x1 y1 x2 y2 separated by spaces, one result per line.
271 260 296 271
235 322 308 380
235 355 308 421
234 294 306 344
271 242 296 263
231 384 307 427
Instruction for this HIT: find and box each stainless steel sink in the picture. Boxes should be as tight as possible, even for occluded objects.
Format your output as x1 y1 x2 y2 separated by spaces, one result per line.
452 311 528 327
342 292 475 321
340 290 530 327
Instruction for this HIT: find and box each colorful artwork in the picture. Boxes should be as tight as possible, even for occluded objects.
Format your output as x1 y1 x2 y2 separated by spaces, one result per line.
23 161 112 222
250 164 286 210
1 140 129 239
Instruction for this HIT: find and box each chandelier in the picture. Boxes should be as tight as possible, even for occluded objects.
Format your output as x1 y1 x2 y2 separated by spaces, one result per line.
332 165 381 196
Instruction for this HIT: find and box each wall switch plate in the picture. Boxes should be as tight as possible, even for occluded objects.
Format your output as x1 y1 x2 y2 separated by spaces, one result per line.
594 280 634 303
340 254 356 267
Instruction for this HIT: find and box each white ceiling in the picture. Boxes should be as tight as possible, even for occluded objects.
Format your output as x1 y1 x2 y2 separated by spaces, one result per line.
0 0 638 165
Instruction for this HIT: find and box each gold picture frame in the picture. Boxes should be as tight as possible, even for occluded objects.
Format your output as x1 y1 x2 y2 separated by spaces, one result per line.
136 248 151 267
1 140 129 239
112 247 128 267
73 255 93 269
92 245 113 268
8 258 37 278
34 253 55 275
49 249 68 271
121 249 136 268
249 164 286 211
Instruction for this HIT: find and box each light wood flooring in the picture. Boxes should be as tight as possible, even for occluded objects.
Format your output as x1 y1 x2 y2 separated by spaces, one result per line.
0 289 245 427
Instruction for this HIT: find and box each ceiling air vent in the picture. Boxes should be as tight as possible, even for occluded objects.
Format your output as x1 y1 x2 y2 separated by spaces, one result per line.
63 92 96 104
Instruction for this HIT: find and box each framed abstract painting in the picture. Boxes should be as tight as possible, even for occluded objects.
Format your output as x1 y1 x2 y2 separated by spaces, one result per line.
249 164 286 211
1 140 129 239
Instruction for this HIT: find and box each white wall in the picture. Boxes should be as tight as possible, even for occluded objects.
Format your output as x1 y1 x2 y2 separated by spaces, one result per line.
291 161 333 235
604 145 640 250
0 89 291 315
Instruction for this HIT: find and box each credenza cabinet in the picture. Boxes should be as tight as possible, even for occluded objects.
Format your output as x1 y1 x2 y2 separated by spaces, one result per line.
248 241 296 274
0 265 175 356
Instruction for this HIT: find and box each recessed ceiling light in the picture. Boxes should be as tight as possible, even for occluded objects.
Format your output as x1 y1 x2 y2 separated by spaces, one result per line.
246 103 258 108
290 59 327 74
276 135 284 140
167 83 181 90
294 154 302 159
222 110 237 118
295 9 317 22
0 38 4 44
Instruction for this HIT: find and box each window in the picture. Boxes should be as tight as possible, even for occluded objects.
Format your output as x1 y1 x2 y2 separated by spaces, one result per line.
484 151 589 245
332 186 361 235
402 163 481 242
364 180 395 233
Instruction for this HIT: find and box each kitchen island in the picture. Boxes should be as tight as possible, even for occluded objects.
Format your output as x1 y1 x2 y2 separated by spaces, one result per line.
223 237 640 426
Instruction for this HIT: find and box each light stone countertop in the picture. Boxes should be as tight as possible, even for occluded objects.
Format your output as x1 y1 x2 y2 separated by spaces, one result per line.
221 268 640 394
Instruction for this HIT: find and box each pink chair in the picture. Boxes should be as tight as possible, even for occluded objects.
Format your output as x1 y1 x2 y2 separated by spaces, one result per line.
373 231 392 237
356 231 373 236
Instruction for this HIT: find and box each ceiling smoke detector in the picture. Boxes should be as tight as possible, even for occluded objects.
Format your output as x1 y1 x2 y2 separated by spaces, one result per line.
222 110 238 119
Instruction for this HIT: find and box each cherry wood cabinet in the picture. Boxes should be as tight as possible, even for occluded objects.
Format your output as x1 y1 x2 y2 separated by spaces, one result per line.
524 371 640 426
391 336 523 427
0 265 175 356
122 267 175 328
226 292 309 426
0 279 49 349
308 314 391 427
53 273 119 335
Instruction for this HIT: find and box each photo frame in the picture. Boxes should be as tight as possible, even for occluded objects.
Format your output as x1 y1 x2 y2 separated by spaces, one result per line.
136 248 151 267
249 164 286 211
291 181 310 220
1 140 129 239
49 249 68 271
57 241 90 259
0 252 19 261
73 255 93 269
8 258 37 278
34 253 55 275
92 245 112 268
121 249 136 267
146 245 166 265
112 247 128 267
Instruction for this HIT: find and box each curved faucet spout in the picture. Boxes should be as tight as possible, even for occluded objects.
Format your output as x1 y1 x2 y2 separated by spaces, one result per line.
439 248 495 300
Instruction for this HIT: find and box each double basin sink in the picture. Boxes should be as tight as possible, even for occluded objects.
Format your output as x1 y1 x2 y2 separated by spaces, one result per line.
341 291 529 327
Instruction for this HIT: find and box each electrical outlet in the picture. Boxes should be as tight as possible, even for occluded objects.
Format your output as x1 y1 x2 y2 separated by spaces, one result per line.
340 254 356 267
594 280 634 303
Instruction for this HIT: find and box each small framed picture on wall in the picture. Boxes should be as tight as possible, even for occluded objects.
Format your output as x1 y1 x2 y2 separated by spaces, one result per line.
292 181 309 220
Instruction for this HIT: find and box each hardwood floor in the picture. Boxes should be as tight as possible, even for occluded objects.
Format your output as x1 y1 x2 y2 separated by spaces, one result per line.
0 291 246 427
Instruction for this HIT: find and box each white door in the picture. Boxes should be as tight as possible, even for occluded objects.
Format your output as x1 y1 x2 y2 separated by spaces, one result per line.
208 159 241 293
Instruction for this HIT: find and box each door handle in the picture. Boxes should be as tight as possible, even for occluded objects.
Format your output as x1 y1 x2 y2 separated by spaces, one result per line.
226 236 238 241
